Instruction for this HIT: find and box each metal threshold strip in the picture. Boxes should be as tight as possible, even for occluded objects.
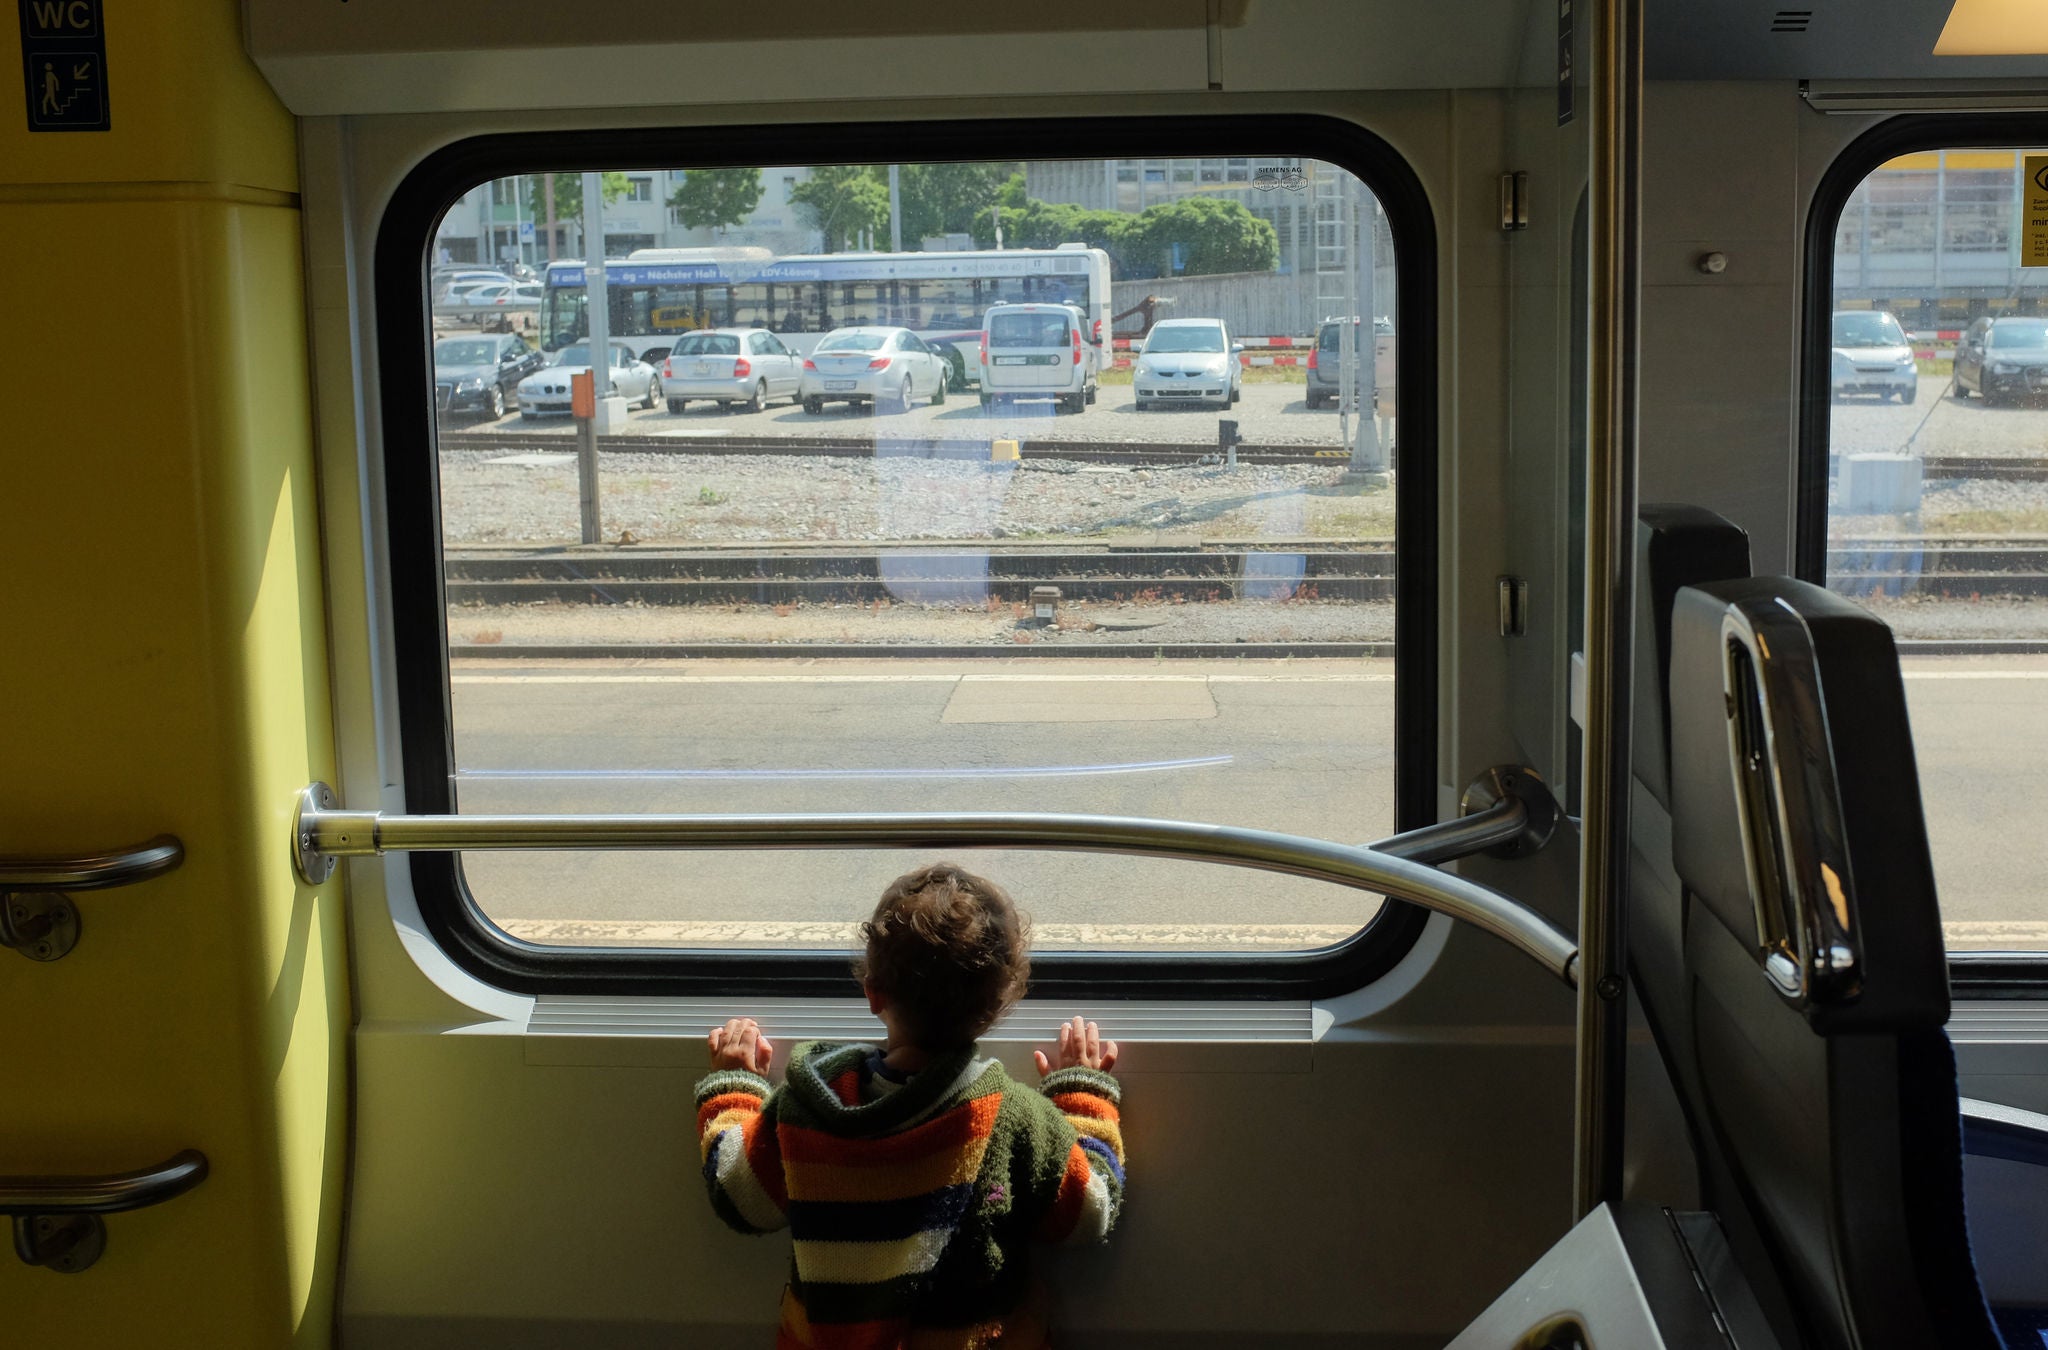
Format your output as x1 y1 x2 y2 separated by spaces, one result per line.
292 777 1578 986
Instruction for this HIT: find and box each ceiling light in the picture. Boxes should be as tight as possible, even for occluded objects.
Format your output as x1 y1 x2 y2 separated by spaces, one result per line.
1936 0 2048 56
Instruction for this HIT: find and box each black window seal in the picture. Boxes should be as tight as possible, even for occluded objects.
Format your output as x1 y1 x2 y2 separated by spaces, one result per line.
1798 113 2048 1000
374 113 1438 1002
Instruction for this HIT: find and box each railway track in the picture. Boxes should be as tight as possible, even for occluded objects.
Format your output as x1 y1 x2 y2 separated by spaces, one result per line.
450 434 2048 479
441 431 1357 465
446 545 1397 605
439 537 2048 607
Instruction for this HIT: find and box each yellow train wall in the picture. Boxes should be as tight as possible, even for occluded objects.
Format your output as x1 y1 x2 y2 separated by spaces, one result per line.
2 0 347 1345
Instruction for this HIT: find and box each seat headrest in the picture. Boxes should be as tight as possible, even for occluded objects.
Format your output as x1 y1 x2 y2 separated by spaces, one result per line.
1634 505 1752 808
1667 577 1949 1031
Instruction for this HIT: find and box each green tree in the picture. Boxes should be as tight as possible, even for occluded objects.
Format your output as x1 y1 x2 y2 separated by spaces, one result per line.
790 165 891 252
892 162 1019 243
667 167 764 235
521 172 632 250
1130 197 1280 277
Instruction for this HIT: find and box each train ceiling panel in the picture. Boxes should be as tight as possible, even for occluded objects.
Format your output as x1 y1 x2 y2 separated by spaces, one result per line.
242 0 1533 117
1649 0 2048 79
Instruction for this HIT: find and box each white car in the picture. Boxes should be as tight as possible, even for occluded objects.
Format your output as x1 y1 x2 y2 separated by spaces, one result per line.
661 329 803 413
1830 310 1918 404
799 327 949 414
1132 318 1243 410
978 302 1098 414
516 341 663 417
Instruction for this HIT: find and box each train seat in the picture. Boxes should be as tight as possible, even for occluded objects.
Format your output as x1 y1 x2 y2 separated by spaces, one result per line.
1664 575 2010 1349
1628 505 1753 1140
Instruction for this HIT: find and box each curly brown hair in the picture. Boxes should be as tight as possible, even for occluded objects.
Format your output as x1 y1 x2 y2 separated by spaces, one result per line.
854 863 1032 1049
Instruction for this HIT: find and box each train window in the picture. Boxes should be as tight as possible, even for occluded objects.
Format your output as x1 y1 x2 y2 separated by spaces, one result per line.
381 122 1435 997
1809 125 2048 969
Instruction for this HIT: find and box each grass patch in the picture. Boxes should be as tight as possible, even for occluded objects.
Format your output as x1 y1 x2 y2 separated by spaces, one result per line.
1923 508 2048 535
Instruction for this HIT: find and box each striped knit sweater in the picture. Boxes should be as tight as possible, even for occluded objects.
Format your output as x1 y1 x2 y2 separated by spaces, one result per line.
695 1040 1126 1349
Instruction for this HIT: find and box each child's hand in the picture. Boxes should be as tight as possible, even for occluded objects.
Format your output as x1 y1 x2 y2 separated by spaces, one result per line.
1034 1015 1118 1077
708 1017 774 1075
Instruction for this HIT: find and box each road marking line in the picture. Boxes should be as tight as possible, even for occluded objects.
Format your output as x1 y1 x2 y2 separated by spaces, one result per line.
453 671 1394 685
458 755 1234 781
1903 671 2048 680
501 918 1365 948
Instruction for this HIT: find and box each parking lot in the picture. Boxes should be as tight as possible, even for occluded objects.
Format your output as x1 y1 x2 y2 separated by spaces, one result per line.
441 379 1385 449
1830 373 2048 459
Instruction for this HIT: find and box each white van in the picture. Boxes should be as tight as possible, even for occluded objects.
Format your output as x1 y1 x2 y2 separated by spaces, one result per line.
978 302 1098 414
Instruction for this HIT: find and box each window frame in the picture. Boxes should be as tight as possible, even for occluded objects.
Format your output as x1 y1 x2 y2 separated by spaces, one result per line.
1799 113 2048 998
374 114 1440 1001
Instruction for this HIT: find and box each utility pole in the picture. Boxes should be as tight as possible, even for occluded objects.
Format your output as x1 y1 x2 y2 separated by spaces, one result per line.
544 172 560 262
578 172 611 544
888 164 903 252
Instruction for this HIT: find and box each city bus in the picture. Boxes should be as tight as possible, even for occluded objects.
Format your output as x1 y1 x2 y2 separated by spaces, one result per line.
540 244 1113 388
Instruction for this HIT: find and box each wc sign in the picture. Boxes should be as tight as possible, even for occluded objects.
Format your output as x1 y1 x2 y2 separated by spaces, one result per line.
18 0 109 132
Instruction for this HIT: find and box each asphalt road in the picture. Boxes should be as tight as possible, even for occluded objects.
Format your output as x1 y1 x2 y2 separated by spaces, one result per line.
442 381 1387 450
451 659 1396 949
439 654 2048 953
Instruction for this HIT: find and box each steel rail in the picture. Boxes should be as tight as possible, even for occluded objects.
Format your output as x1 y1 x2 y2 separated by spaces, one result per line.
0 836 183 892
293 790 1579 986
0 1151 209 1216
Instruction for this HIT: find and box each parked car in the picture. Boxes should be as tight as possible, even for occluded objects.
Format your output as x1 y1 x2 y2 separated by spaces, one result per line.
1830 310 1918 404
661 329 802 413
978 302 1098 414
1132 318 1242 410
455 281 543 323
434 333 544 420
431 269 512 304
515 341 662 417
1955 315 2048 405
799 327 949 414
1305 316 1395 410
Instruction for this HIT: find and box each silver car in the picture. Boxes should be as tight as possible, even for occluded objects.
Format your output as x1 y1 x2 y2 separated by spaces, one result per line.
1132 318 1243 410
660 329 803 414
799 327 949 414
516 341 663 417
1830 310 1917 404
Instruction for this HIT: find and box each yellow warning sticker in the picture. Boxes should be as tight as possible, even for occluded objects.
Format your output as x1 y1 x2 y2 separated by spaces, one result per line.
2024 155 2048 266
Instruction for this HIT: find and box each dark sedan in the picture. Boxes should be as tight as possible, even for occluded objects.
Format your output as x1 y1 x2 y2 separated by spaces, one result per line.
434 334 544 420
1955 316 2048 406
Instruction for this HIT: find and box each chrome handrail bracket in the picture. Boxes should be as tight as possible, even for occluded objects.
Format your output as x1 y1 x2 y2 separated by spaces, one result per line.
0 834 183 963
294 782 343 887
0 1149 208 1275
293 787 1581 985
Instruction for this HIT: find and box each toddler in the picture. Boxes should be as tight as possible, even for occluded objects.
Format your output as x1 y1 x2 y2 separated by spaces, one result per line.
695 862 1125 1348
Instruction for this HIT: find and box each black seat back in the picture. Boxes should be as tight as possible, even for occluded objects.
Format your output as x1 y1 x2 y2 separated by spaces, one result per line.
1663 576 1999 1350
1629 506 1752 1133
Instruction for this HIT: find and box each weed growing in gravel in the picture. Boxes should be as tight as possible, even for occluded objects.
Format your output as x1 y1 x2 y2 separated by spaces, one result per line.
697 486 728 506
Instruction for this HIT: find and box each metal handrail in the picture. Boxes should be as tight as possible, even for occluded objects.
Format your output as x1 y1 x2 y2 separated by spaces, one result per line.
1368 795 1526 865
0 834 185 963
0 835 183 892
294 785 1580 985
0 1150 208 1216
